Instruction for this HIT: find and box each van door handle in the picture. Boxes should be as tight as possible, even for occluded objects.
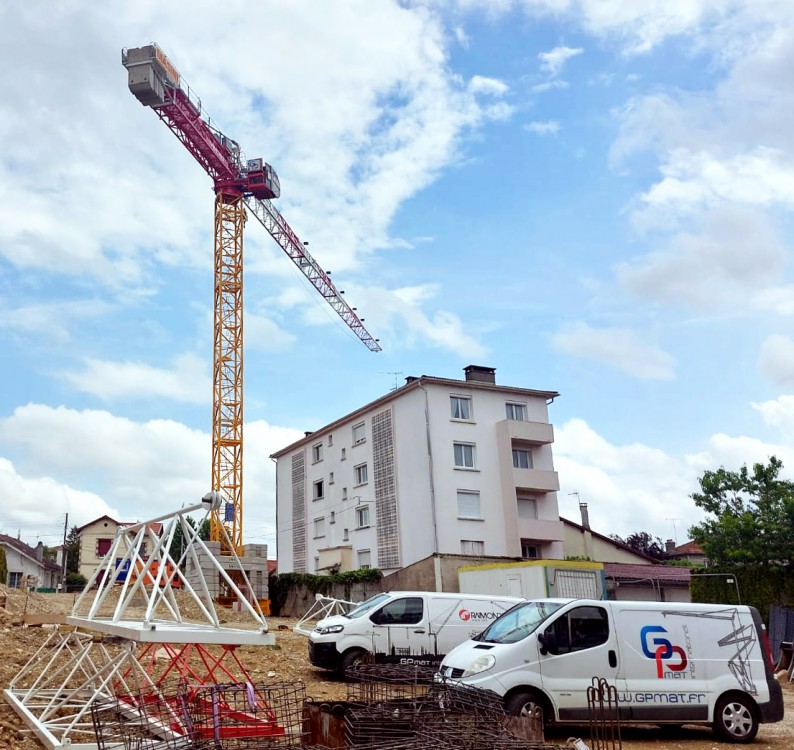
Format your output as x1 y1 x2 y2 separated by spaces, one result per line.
414 629 426 633
608 650 617 668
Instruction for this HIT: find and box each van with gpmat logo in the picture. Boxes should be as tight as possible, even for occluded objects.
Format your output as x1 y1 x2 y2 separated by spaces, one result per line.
308 591 521 678
438 599 783 743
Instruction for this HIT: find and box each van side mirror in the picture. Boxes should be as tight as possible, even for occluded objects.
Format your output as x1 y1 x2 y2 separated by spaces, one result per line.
538 631 556 655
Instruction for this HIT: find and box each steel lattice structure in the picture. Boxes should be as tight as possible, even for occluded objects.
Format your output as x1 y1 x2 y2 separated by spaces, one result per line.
122 43 380 555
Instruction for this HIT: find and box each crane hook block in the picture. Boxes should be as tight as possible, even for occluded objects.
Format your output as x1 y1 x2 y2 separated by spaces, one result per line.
122 44 181 108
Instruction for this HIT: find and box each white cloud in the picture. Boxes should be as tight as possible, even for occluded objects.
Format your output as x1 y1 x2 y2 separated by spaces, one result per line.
618 206 785 308
538 45 583 75
752 395 794 442
0 404 303 550
60 354 211 403
525 120 561 135
469 75 509 96
0 457 114 540
551 322 675 379
758 336 794 388
531 80 569 93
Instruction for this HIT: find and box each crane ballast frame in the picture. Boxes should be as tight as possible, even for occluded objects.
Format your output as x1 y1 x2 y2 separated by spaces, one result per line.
122 43 380 555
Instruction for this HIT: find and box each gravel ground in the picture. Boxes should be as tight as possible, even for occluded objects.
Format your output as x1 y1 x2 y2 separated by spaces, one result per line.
0 590 792 749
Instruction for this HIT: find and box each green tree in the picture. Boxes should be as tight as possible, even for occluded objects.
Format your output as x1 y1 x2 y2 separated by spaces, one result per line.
0 546 7 586
689 456 794 566
610 531 667 560
65 526 81 573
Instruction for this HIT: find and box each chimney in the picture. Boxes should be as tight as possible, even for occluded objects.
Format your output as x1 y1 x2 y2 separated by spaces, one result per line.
404 376 418 384
35 541 44 561
304 431 314 437
463 365 496 384
579 502 591 530
666 539 676 553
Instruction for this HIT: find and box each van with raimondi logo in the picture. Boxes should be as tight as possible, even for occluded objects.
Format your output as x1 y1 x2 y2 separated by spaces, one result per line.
437 598 783 743
308 591 522 678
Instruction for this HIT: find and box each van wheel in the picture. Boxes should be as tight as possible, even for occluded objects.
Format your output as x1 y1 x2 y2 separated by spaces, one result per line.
506 690 548 725
713 694 758 743
340 649 367 679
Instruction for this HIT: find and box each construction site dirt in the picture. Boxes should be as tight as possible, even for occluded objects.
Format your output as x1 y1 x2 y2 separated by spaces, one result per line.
0 590 792 750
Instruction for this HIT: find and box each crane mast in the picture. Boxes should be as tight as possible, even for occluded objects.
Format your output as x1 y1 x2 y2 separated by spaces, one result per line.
122 44 380 557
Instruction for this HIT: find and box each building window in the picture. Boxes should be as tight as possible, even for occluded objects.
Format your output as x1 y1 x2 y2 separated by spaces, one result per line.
354 462 368 486
312 442 323 463
343 528 350 541
313 517 325 538
453 442 476 469
358 549 372 569
352 422 366 445
342 487 348 500
329 471 335 485
356 505 371 528
450 395 472 421
313 479 325 500
521 540 539 559
314 556 320 572
8 572 22 589
341 447 346 461
517 496 537 519
97 538 112 557
330 511 336 524
461 539 485 555
328 434 334 447
506 402 528 421
457 490 481 519
512 448 533 469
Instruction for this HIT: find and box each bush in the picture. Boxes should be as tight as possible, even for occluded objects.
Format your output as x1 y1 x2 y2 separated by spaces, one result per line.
65 572 87 592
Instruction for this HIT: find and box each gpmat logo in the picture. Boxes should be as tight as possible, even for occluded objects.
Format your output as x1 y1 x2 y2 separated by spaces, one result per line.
641 625 688 679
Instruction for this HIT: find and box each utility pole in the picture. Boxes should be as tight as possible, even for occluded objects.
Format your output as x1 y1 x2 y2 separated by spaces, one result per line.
61 513 68 592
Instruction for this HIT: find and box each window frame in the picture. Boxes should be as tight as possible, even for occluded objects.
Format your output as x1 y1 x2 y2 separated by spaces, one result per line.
460 539 485 555
313 517 325 539
354 462 369 486
312 442 323 463
453 442 477 470
457 490 482 520
506 402 528 421
357 549 372 570
313 479 325 501
352 422 366 446
450 395 473 421
521 539 539 559
355 504 371 528
512 448 533 469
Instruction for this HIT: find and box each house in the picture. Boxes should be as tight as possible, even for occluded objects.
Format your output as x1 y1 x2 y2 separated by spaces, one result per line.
272 365 564 575
75 516 163 582
666 539 708 567
0 534 61 590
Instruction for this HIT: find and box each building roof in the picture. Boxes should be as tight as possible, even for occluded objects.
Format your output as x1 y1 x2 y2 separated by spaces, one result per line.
75 515 120 534
0 534 60 571
669 540 705 556
603 561 691 584
75 516 163 536
270 372 560 458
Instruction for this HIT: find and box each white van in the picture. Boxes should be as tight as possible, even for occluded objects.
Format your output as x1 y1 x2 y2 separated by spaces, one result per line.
308 591 522 676
438 598 783 743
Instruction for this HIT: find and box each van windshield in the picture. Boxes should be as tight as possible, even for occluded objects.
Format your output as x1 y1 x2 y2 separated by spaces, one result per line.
477 601 563 643
343 593 391 619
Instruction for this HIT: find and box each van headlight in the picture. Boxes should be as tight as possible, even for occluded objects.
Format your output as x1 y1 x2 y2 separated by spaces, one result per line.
463 654 495 677
314 624 345 635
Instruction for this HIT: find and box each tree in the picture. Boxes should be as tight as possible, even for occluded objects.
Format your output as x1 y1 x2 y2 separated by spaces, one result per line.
65 526 81 573
689 456 794 567
610 531 667 560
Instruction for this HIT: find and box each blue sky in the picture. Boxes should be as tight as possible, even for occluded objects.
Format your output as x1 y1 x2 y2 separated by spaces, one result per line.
1 0 793 556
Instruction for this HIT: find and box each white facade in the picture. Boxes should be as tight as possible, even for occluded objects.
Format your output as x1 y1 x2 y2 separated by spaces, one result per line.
272 366 565 575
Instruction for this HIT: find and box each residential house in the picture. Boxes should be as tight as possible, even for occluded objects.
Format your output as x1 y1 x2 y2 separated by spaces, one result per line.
0 534 61 590
75 516 162 582
666 539 708 567
272 365 564 575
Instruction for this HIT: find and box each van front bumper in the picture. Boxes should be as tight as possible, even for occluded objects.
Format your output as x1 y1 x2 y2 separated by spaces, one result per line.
308 640 340 671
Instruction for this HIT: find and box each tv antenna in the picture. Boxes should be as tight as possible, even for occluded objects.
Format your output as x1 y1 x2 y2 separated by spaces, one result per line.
379 371 404 390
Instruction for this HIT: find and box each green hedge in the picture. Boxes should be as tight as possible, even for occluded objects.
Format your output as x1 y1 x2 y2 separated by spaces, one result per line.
269 569 382 615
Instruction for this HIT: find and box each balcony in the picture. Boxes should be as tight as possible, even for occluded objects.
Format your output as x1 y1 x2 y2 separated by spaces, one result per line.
499 419 554 445
516 517 564 542
513 467 560 492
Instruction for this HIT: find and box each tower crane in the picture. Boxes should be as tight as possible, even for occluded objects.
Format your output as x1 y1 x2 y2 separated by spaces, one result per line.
122 44 380 558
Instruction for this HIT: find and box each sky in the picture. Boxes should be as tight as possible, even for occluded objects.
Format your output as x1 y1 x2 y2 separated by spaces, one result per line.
1 0 793 557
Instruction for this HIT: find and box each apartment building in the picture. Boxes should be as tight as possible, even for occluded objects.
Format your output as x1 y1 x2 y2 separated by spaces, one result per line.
272 365 564 575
